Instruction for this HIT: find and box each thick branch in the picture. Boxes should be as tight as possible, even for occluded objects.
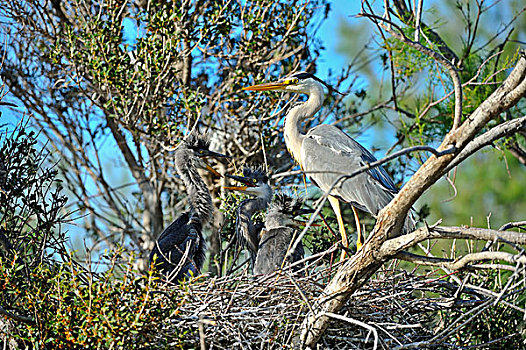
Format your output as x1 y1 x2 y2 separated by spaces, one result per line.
395 251 522 272
381 226 526 254
300 52 526 347
443 115 526 174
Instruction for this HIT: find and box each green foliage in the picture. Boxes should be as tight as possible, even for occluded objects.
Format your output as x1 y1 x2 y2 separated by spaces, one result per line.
0 120 69 266
0 119 195 349
422 150 526 228
1 251 193 349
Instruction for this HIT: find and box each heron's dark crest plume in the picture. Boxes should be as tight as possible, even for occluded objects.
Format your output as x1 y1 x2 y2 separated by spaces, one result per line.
149 134 227 282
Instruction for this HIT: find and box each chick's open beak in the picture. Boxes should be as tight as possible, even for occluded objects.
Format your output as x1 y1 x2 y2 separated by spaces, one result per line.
224 173 256 192
204 161 222 178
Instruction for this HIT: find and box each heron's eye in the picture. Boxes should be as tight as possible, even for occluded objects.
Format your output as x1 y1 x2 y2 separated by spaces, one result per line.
252 178 257 183
284 78 299 85
199 150 204 154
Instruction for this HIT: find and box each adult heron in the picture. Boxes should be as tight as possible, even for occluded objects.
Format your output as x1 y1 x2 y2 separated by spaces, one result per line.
224 165 273 263
149 134 228 282
254 193 309 275
243 71 415 255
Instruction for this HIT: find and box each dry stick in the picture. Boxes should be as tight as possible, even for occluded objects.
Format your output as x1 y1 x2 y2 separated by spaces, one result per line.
381 225 526 254
443 115 526 174
499 220 526 231
323 312 378 350
414 0 423 42
395 250 525 272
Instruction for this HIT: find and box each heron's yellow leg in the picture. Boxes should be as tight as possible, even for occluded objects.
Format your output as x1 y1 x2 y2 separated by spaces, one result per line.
352 206 364 250
328 196 349 260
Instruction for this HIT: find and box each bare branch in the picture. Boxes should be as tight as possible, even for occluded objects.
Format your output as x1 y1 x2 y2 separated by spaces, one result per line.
500 221 526 231
382 226 526 254
395 251 522 272
359 11 463 130
444 115 526 174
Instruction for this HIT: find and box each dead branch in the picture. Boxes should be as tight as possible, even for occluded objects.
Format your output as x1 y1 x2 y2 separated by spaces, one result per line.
444 115 526 174
395 250 524 272
382 226 526 253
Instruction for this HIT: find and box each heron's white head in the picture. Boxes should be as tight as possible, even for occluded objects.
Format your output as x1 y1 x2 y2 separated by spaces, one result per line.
224 166 273 199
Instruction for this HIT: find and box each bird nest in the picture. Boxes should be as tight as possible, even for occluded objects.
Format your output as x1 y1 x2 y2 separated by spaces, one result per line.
151 250 516 350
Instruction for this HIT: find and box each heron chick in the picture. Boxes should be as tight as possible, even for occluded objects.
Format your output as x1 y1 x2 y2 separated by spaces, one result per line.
254 193 311 275
224 165 273 263
243 72 415 257
149 134 228 282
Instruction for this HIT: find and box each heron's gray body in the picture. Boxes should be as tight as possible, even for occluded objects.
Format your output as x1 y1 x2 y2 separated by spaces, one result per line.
254 193 305 275
302 125 399 218
243 71 415 246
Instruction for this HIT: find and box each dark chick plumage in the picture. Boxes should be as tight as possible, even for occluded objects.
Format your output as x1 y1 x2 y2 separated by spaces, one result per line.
149 134 226 282
225 165 273 262
253 193 306 275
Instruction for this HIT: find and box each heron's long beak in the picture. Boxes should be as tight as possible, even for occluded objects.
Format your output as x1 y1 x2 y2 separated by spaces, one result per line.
199 150 229 178
201 150 230 159
203 161 222 178
225 174 255 186
223 185 248 191
242 81 287 91
224 173 255 191
291 219 321 228
295 208 315 216
293 208 321 227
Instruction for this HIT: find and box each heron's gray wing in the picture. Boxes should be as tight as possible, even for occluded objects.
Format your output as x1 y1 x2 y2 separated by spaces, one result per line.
301 124 398 216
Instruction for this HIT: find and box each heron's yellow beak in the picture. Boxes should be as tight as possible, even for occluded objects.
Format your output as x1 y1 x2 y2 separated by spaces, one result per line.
223 185 248 191
292 219 321 228
242 81 287 91
204 162 222 177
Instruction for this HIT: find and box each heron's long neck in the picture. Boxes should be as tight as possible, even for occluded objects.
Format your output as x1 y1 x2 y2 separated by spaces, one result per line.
284 86 324 168
176 157 213 226
236 193 272 254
